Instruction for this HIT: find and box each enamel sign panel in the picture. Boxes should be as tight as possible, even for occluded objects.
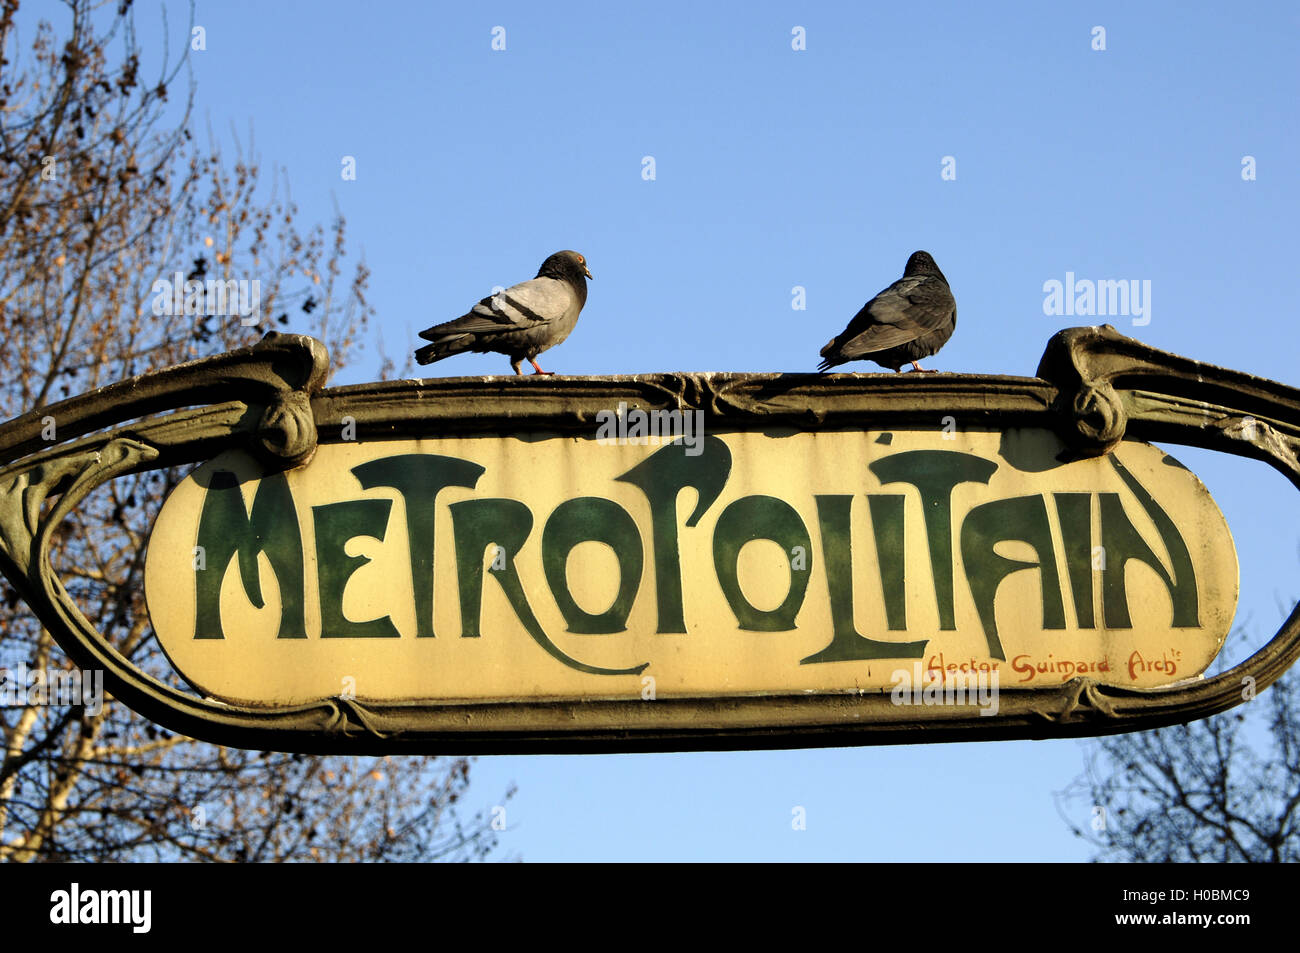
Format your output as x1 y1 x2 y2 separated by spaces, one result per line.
144 428 1237 709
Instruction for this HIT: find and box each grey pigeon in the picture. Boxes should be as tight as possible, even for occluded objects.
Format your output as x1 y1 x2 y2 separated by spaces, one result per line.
817 250 956 372
415 250 592 375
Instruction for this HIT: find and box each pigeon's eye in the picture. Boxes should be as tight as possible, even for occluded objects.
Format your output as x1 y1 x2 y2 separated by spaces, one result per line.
577 255 585 264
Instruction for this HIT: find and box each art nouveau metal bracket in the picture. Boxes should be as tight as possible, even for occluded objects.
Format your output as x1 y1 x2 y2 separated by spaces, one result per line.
0 325 1296 753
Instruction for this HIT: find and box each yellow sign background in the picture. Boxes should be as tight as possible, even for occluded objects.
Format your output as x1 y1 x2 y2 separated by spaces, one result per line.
144 429 1237 706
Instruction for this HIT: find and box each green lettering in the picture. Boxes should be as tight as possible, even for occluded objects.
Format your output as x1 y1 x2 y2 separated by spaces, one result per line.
616 435 731 633
314 499 400 638
193 469 305 640
866 494 907 630
869 451 997 630
1054 492 1095 628
801 495 927 665
960 495 1066 659
712 495 811 631
1100 457 1199 628
351 453 484 638
542 497 643 634
450 498 647 676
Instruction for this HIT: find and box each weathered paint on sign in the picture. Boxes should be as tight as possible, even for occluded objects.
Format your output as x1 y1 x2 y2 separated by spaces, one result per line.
144 428 1237 707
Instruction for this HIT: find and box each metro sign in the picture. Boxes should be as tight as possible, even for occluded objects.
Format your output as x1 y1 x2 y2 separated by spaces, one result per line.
145 432 1233 709
0 326 1294 752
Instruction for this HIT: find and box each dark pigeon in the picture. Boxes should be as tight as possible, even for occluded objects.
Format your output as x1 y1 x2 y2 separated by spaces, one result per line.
818 250 956 373
415 250 592 375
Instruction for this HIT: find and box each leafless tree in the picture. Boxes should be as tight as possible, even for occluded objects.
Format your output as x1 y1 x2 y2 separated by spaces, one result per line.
1058 617 1300 862
0 0 511 862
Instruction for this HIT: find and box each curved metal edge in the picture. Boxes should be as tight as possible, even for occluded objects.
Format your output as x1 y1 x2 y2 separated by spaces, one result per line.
309 369 1056 440
0 332 328 472
1037 324 1300 468
0 326 1297 753
0 334 345 746
1031 323 1300 738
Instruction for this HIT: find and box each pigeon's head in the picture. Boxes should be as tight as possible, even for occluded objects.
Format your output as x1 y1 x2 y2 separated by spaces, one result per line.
903 250 945 280
538 250 593 284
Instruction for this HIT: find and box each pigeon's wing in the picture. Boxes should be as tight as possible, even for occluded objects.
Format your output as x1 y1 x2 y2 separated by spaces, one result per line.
834 275 954 357
418 277 573 340
866 275 953 331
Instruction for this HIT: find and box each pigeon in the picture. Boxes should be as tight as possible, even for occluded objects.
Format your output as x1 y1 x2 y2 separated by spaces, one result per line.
415 250 592 375
817 250 956 373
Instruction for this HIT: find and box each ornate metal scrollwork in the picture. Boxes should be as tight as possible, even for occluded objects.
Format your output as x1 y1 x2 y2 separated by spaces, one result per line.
0 326 1296 753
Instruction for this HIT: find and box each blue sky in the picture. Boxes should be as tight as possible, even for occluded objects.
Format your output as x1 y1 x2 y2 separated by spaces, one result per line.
64 0 1300 859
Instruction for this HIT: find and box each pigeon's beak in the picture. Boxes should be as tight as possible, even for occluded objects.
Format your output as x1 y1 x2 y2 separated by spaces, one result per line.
583 266 593 280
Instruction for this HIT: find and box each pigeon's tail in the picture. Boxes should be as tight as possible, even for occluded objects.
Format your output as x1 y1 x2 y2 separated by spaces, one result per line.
414 334 475 366
816 339 841 373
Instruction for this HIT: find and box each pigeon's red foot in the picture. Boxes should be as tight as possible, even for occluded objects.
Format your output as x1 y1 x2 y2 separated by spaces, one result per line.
530 360 554 375
909 363 939 373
